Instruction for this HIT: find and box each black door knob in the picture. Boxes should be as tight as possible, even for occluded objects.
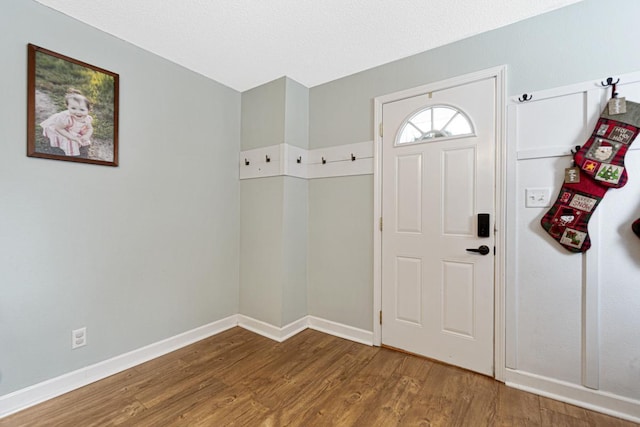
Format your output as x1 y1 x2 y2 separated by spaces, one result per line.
466 245 490 255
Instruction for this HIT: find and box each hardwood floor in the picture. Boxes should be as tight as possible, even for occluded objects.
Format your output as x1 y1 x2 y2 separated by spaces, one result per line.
1 327 637 426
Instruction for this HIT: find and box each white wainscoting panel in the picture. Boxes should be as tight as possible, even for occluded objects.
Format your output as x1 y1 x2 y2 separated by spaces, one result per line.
506 70 640 421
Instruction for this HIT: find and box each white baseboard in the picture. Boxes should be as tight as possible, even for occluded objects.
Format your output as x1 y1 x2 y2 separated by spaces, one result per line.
0 314 371 419
7 319 639 423
505 369 640 423
0 315 238 419
236 314 374 346
307 316 373 346
236 315 308 342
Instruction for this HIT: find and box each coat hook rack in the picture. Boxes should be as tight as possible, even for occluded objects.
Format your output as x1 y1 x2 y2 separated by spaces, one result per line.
601 77 620 99
351 153 356 161
518 93 533 102
244 158 250 166
265 155 271 163
296 156 302 164
322 157 326 165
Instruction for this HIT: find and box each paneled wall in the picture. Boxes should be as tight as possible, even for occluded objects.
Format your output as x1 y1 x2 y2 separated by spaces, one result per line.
506 73 640 416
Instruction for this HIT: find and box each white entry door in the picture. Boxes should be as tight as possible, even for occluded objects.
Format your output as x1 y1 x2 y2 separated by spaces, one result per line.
381 76 496 376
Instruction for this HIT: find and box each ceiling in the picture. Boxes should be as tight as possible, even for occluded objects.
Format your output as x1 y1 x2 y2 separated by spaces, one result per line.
35 0 583 92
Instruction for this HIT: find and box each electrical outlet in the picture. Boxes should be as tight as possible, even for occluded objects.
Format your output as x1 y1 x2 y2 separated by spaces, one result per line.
72 327 86 349
525 188 551 208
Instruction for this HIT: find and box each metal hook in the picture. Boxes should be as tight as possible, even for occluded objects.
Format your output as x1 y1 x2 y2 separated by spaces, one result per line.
265 155 271 163
600 77 620 87
601 77 620 99
296 156 302 164
518 93 533 102
322 157 326 165
351 153 356 161
244 159 250 166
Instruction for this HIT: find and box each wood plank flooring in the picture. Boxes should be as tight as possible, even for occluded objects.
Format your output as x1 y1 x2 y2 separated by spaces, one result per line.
1 327 637 426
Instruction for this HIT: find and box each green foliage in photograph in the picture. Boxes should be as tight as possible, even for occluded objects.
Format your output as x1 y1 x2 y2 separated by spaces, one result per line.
35 51 115 141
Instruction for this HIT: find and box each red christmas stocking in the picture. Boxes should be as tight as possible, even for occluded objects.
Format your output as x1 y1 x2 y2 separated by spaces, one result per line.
541 169 607 252
573 100 640 188
542 100 640 252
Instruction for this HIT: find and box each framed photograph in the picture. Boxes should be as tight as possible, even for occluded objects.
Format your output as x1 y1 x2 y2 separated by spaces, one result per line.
27 44 119 166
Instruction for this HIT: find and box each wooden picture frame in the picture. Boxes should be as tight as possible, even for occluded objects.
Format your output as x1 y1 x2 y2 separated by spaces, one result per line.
27 44 119 166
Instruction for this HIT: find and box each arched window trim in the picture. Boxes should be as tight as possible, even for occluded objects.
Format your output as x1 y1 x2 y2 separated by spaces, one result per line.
395 104 476 146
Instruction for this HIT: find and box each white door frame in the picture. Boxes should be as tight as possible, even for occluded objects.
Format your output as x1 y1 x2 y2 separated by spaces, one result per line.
372 65 508 381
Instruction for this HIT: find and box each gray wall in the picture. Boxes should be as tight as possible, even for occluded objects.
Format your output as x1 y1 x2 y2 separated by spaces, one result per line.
0 0 240 395
240 77 309 327
285 78 310 149
307 0 640 330
309 0 640 149
282 177 309 325
240 177 285 325
282 79 309 325
307 176 373 330
241 77 286 150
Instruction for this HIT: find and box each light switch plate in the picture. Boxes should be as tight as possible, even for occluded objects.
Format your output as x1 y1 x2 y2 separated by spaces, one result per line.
525 188 551 208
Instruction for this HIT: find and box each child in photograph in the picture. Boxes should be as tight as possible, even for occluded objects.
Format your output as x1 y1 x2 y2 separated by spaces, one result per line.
40 88 93 156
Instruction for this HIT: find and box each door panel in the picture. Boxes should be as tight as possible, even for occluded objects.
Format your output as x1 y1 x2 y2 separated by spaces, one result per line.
381 77 496 376
443 147 476 236
396 154 422 233
442 260 475 337
395 256 422 325
396 154 423 233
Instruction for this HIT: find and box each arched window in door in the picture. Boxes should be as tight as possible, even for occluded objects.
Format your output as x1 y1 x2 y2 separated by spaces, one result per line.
396 105 474 145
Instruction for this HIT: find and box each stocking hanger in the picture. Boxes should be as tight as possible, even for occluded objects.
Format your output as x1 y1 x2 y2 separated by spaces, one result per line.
601 77 620 99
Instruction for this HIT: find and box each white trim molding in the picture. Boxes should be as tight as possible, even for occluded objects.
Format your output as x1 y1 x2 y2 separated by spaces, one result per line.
506 369 640 424
0 315 239 419
236 315 308 342
239 141 374 180
307 316 374 346
236 315 373 346
0 314 372 419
